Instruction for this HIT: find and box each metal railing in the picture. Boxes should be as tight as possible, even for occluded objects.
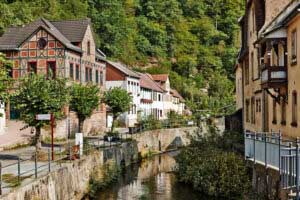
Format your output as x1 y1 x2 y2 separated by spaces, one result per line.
0 137 120 195
129 119 195 134
245 131 300 199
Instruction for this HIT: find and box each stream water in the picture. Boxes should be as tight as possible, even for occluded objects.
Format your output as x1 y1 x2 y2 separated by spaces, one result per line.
95 151 205 200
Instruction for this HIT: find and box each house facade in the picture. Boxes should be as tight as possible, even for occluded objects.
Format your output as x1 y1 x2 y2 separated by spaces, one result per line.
150 74 185 116
106 61 141 127
237 0 292 135
0 18 107 138
139 73 165 120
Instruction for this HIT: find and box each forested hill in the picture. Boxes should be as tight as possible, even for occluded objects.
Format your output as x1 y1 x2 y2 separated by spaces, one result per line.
0 0 244 115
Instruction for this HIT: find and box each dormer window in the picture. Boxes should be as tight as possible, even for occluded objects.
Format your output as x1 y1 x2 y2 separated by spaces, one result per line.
87 41 91 55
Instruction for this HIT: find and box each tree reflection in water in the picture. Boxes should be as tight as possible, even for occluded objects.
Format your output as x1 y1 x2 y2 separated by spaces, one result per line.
95 151 207 200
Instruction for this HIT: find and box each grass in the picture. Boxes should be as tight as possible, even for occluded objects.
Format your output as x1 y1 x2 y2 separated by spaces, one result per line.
3 143 30 151
42 136 67 144
2 173 32 187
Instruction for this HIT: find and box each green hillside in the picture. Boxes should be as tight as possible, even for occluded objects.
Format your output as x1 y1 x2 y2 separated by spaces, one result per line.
0 0 245 115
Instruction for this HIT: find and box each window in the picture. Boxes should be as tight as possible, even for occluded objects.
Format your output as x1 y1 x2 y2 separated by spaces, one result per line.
245 59 249 85
85 67 92 82
246 99 250 123
251 52 254 80
95 70 99 84
292 91 298 126
272 99 277 124
28 62 37 74
292 29 297 64
158 94 161 101
251 97 255 124
69 63 74 79
89 68 92 82
100 71 104 86
85 67 89 82
252 7 256 32
87 41 91 55
281 99 286 125
76 65 80 81
47 61 56 79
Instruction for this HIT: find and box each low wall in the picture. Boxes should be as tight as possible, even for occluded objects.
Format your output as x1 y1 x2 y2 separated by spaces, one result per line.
0 142 138 200
46 111 107 139
0 127 198 200
135 127 199 157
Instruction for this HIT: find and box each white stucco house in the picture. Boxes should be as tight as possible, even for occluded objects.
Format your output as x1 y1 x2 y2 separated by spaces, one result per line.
138 73 166 120
106 61 141 127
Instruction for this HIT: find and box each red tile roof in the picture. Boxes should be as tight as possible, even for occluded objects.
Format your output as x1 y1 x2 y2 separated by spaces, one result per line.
150 74 169 82
138 73 165 93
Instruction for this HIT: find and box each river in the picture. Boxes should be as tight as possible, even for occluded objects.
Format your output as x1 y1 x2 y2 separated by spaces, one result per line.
95 151 205 200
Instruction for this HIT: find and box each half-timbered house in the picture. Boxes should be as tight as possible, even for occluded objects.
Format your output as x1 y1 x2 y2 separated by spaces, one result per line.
0 18 106 138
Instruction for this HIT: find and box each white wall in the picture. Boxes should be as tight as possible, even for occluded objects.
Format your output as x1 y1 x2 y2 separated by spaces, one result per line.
106 77 140 127
106 80 126 90
125 77 140 127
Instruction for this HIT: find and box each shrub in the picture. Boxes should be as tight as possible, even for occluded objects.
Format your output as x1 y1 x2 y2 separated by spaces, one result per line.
175 129 250 199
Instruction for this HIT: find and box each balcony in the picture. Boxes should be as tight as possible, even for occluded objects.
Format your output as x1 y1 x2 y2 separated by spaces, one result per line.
261 65 287 89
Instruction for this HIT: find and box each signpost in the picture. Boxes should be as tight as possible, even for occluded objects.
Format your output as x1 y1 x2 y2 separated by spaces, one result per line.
36 113 55 160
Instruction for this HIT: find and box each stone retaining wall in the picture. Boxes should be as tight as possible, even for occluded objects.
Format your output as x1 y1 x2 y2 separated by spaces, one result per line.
0 127 198 200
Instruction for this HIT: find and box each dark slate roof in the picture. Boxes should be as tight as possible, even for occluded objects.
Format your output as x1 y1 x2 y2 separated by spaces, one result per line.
50 19 90 42
0 18 86 53
107 61 140 79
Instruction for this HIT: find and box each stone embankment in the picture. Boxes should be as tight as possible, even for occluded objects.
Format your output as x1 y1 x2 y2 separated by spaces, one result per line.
0 127 198 200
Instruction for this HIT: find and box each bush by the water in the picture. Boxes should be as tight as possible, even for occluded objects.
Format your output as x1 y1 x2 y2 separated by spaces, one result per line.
175 129 250 199
87 161 120 199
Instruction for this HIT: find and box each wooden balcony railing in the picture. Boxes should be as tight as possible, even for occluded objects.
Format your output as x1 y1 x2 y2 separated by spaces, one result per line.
261 65 287 89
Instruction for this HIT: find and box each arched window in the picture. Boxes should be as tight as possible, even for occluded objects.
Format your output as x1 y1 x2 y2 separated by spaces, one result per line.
87 41 91 55
292 91 298 126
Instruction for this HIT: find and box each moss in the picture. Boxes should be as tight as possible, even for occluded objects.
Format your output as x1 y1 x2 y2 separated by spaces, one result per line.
42 136 67 144
87 161 121 199
3 143 30 151
2 173 31 188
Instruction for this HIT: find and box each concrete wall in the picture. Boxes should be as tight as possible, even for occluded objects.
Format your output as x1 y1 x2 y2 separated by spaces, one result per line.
42 110 107 139
0 127 198 199
264 0 292 27
135 127 199 157
0 142 138 200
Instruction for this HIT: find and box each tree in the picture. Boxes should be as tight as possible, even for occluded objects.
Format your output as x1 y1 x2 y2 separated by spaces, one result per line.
69 83 100 133
0 53 12 117
103 87 131 133
12 74 69 150
176 129 250 199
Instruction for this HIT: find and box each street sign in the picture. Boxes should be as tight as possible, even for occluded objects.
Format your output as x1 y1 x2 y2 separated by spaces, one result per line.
36 114 51 121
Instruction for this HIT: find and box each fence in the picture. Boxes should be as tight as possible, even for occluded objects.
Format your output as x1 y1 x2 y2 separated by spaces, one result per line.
0 121 196 196
245 130 300 199
0 137 119 195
